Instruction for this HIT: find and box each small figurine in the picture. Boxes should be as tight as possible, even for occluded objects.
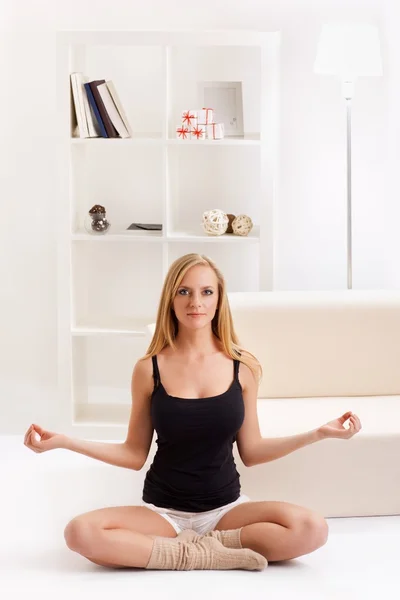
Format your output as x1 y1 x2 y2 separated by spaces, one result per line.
85 204 111 235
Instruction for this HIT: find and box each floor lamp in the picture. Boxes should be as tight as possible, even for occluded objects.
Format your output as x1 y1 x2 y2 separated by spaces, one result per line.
314 23 383 289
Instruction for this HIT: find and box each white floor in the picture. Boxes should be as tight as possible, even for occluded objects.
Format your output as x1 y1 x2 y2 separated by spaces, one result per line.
2 436 399 600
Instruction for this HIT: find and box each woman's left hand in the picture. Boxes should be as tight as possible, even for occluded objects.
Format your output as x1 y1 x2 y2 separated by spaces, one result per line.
318 411 362 440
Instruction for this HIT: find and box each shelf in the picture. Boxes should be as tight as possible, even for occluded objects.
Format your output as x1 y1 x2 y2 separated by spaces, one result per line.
71 133 163 146
166 228 260 243
168 134 261 146
57 29 280 436
72 230 163 242
72 317 153 336
70 134 261 147
72 229 260 243
72 326 147 337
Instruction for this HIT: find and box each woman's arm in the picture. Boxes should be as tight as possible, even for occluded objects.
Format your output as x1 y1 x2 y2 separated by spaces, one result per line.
61 358 155 470
60 437 143 470
236 364 361 467
242 429 323 467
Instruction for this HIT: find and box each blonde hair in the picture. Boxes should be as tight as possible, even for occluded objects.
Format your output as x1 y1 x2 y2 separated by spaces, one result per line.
143 253 262 382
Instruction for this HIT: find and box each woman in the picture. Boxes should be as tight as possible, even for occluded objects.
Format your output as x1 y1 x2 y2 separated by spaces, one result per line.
24 253 361 571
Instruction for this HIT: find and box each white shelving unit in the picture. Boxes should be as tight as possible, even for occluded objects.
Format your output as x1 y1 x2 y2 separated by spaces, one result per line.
56 30 281 438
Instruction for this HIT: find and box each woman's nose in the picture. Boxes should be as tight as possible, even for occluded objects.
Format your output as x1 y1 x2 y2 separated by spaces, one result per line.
189 295 202 307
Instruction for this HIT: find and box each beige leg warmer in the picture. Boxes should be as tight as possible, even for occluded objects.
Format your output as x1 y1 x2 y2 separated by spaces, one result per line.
146 535 267 571
177 528 243 549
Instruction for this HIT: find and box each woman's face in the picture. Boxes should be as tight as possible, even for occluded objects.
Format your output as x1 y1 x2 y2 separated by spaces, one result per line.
172 265 219 330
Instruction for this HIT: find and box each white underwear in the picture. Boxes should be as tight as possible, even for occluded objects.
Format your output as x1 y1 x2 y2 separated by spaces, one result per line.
142 494 251 535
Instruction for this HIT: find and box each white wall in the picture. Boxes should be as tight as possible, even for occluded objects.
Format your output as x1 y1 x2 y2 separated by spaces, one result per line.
1 0 395 434
381 0 400 288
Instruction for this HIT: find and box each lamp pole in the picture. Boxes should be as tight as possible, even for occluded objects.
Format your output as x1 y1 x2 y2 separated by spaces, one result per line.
343 80 354 290
315 24 382 290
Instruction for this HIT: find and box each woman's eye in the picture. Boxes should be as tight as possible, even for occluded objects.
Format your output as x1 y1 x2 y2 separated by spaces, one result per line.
177 289 213 295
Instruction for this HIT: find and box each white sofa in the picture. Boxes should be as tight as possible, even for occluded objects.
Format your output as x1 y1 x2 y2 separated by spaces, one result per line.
223 290 400 517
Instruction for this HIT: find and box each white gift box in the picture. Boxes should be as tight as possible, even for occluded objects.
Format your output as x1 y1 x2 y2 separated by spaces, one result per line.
181 110 198 129
176 126 190 140
206 122 225 140
191 124 206 140
197 108 214 125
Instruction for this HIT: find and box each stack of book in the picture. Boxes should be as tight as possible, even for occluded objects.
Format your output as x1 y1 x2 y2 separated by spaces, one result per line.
70 72 133 139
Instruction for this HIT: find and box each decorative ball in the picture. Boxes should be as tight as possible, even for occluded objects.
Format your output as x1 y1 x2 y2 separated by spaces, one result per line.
232 214 253 236
226 214 236 234
202 209 229 236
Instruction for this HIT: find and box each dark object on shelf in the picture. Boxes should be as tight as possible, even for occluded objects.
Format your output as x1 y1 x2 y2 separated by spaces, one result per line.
84 82 108 138
85 204 111 235
127 223 162 231
89 204 106 215
226 213 236 234
88 80 118 138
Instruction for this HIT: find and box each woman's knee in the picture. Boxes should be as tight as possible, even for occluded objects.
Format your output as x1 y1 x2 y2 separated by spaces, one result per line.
64 518 98 554
298 512 329 549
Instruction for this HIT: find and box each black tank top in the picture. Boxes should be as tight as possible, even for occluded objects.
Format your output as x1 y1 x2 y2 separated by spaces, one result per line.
142 355 245 512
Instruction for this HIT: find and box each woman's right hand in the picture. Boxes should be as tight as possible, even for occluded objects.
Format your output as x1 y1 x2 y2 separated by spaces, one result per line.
23 424 67 453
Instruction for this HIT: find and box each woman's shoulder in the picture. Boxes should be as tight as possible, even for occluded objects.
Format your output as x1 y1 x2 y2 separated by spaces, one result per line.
129 356 155 399
235 348 262 385
237 360 256 383
134 355 154 379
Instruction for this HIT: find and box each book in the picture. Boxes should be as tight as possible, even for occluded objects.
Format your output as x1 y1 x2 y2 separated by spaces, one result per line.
88 80 119 138
77 73 100 137
84 83 108 138
70 73 89 138
69 76 79 137
97 82 131 138
105 80 133 137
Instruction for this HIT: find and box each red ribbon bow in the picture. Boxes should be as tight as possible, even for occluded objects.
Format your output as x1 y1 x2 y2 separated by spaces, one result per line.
177 127 189 139
192 126 204 139
182 111 196 126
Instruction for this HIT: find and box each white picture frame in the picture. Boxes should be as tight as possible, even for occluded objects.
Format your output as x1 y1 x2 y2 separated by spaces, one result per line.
198 81 244 136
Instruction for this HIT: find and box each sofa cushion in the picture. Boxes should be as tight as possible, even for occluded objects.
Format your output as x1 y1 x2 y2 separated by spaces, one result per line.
228 290 400 398
255 394 398 437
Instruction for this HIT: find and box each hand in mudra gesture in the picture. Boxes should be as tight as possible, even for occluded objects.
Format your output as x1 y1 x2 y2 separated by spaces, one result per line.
318 412 362 440
23 424 65 453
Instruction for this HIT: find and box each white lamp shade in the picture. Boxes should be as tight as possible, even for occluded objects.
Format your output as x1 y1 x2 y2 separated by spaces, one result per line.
314 23 383 79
